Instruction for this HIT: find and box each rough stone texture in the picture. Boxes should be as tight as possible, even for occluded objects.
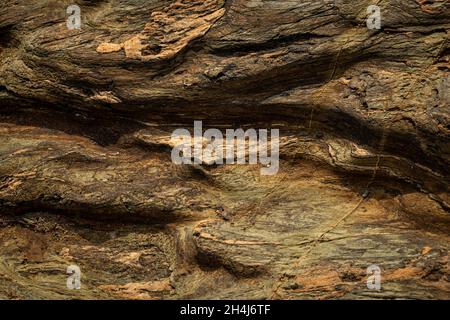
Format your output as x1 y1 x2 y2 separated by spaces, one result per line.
0 0 448 299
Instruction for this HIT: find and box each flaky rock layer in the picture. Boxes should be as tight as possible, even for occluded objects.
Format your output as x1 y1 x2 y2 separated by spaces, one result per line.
0 0 448 299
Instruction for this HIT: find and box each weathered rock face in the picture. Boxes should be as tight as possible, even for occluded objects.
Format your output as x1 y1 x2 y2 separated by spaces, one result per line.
0 0 448 299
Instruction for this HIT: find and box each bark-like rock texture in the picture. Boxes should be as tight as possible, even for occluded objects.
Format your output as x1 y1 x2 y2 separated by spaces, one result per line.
0 0 449 299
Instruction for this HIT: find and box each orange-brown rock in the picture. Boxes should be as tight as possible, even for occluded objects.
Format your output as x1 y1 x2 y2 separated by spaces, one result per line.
0 0 448 299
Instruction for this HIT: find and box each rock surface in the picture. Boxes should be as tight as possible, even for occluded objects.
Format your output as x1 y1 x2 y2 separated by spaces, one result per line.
0 0 449 299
